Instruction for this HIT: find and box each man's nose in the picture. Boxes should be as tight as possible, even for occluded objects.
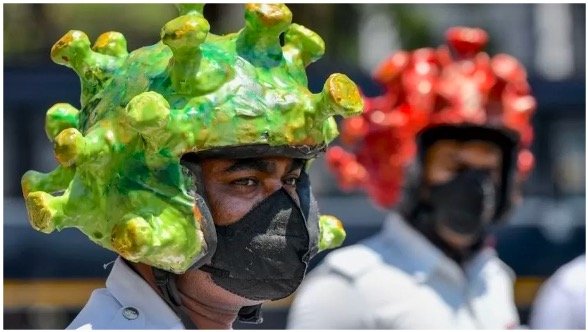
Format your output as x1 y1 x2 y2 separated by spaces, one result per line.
264 179 284 194
265 179 300 206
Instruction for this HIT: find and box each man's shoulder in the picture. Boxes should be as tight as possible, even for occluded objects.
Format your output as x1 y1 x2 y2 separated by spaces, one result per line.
471 247 517 282
67 288 126 329
321 242 383 279
66 257 183 330
317 235 409 281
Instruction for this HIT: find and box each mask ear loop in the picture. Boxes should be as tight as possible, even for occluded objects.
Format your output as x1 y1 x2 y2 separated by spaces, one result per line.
180 159 217 270
294 165 321 260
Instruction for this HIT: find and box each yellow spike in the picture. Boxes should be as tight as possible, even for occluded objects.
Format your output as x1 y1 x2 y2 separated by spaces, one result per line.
316 73 363 120
54 128 84 167
51 30 91 68
92 32 128 58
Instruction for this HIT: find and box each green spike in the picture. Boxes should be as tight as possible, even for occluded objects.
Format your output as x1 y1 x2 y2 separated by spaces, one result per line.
45 103 80 142
237 3 292 67
176 4 205 16
318 215 346 251
162 13 230 95
315 73 363 122
284 23 325 67
92 32 128 58
50 30 127 107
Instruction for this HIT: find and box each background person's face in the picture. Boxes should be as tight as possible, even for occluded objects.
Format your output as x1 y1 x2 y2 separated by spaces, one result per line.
422 139 503 249
423 139 503 187
199 156 304 226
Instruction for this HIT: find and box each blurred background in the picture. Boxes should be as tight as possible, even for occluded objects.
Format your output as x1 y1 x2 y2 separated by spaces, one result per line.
3 3 585 329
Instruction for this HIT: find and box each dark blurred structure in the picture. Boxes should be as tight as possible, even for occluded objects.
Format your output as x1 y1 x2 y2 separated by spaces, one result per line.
3 3 585 329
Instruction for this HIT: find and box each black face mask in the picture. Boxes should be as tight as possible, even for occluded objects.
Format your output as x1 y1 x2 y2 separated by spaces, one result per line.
201 174 319 301
427 168 497 237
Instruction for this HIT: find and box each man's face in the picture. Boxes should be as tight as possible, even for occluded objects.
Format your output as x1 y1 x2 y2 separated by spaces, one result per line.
423 139 502 187
422 139 503 249
199 156 304 226
174 156 306 307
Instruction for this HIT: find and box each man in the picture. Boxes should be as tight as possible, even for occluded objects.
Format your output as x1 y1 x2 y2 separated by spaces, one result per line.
21 3 362 329
287 27 536 329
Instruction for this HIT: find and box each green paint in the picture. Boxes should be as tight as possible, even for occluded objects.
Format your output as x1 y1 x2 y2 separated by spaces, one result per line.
22 3 362 273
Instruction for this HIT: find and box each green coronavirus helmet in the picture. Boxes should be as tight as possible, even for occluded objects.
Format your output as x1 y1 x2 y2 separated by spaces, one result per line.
21 3 362 273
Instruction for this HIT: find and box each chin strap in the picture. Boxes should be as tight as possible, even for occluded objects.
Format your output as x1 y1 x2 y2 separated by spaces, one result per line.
152 267 264 327
152 267 199 329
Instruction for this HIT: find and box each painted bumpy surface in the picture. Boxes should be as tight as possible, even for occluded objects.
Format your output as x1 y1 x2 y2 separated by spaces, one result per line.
21 4 362 273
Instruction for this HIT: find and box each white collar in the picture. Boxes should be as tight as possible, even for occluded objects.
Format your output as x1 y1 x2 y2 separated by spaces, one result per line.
106 257 183 328
380 212 496 284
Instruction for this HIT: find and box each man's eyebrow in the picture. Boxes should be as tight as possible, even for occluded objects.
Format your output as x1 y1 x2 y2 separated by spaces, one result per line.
223 159 276 174
287 158 305 172
222 158 305 174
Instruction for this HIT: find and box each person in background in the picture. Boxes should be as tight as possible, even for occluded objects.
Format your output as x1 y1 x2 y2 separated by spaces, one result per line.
529 254 586 329
287 26 536 329
20 3 362 329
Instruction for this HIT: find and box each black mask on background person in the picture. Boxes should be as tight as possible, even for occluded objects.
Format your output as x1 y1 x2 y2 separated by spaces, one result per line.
200 177 319 301
427 168 497 237
409 168 497 264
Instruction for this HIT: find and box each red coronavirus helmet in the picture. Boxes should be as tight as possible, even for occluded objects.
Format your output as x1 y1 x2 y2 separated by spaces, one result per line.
326 26 536 216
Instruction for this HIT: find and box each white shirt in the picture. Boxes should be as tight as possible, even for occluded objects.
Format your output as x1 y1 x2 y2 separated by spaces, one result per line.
287 212 519 329
67 257 185 330
529 255 586 330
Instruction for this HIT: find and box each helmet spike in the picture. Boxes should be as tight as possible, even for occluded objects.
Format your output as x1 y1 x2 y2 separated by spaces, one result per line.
161 13 230 95
45 103 80 142
176 3 205 16
51 30 127 107
315 73 363 121
446 26 488 59
92 32 128 58
283 23 325 68
237 3 292 67
123 91 171 161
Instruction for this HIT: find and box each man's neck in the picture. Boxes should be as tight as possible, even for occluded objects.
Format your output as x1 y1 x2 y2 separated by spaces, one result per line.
178 291 240 329
130 262 248 329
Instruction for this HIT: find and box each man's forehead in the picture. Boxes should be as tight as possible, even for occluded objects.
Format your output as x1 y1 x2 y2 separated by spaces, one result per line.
222 157 304 173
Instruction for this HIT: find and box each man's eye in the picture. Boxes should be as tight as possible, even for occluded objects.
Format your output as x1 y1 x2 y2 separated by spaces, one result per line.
232 178 257 186
283 177 298 186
